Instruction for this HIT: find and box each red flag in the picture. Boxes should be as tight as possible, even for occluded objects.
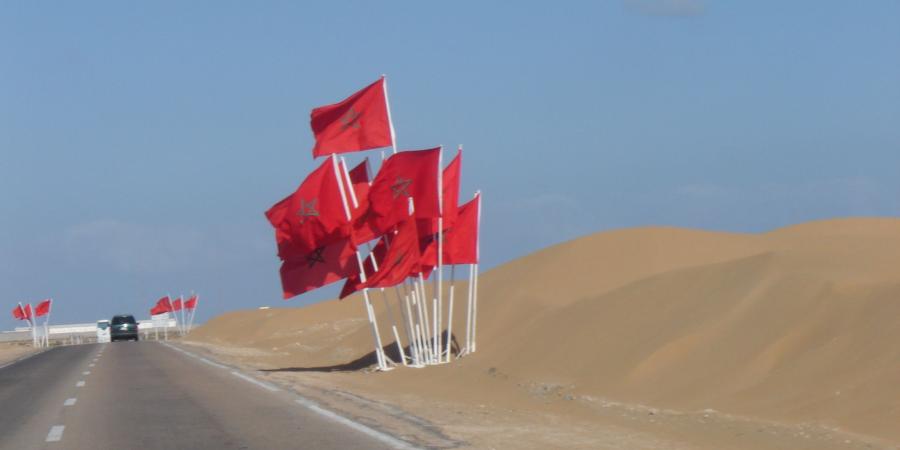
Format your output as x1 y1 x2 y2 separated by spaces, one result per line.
366 148 440 234
311 77 393 157
417 148 462 235
357 216 421 290
348 158 371 204
35 299 52 317
154 296 173 314
280 239 357 299
266 158 349 259
339 236 389 299
22 304 33 320
184 295 198 310
422 194 480 266
172 298 183 311
150 305 165 316
12 304 27 321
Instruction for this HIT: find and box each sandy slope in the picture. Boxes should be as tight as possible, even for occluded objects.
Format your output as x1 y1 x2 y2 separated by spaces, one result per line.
186 218 900 448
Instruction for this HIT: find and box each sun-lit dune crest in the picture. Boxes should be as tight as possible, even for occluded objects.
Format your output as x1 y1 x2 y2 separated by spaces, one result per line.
188 217 900 442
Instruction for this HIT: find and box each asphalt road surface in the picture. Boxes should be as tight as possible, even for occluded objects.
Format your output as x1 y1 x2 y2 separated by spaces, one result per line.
0 342 404 449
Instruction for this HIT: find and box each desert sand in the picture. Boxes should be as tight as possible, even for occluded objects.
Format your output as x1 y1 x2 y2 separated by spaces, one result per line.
0 343 37 367
184 218 900 449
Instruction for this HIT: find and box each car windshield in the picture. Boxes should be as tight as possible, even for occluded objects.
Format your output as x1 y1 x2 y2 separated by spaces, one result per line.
111 315 136 325
97 321 109 330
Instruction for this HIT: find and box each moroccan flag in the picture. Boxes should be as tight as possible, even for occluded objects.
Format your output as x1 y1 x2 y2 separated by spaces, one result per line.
417 148 462 235
35 299 52 317
150 305 165 316
366 148 440 234
421 193 480 266
339 236 389 299
12 304 28 321
357 216 421 290
154 296 173 314
172 298 183 311
311 77 393 157
22 304 33 320
266 158 349 259
280 239 357 299
184 295 198 310
348 158 371 204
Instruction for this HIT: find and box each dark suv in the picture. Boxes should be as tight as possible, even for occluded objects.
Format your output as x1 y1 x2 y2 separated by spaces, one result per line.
110 314 139 342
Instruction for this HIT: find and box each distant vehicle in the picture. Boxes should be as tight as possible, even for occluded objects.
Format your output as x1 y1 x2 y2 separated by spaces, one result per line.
110 314 139 342
96 320 111 343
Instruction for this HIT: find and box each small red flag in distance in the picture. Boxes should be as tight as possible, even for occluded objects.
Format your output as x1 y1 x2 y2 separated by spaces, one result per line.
172 298 183 311
12 305 27 321
279 239 357 299
23 304 33 320
35 299 52 317
265 158 350 259
366 148 441 234
357 215 422 290
184 296 197 310
311 77 393 157
154 296 173 313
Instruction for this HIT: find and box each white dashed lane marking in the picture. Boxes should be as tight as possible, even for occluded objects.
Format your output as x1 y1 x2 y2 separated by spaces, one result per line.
45 425 65 442
64 398 77 406
76 381 85 387
89 363 95 367
82 371 90 375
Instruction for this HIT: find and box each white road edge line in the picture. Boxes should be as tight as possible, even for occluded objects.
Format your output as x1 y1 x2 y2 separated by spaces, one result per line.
45 425 65 442
64 398 77 406
230 371 280 392
159 342 419 450
76 381 85 387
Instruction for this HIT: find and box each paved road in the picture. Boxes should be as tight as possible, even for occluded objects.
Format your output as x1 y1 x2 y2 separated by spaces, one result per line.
0 342 403 449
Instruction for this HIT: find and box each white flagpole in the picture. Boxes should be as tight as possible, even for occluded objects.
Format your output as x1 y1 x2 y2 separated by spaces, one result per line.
381 74 398 155
445 265 455 362
44 300 53 347
435 146 444 363
332 154 390 370
179 296 186 336
189 295 199 333
472 191 482 352
26 303 36 348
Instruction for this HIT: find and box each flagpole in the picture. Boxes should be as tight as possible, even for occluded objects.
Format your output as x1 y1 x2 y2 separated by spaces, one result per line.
27 303 36 348
331 154 391 370
45 300 52 347
472 191 482 352
179 295 186 336
436 146 444 362
188 298 194 333
445 265 455 362
381 74 398 155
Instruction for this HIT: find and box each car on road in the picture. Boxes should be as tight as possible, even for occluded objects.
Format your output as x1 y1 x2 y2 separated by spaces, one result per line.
110 314 139 342
96 319 111 343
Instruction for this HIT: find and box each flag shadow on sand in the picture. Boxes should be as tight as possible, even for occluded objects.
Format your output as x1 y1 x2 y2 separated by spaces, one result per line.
261 331 460 373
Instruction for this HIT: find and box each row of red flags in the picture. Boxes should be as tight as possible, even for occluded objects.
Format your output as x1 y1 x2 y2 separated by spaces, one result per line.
266 77 480 299
150 295 198 316
11 299 52 322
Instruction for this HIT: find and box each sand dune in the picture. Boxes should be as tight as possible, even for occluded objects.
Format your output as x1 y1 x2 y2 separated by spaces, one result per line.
187 217 900 447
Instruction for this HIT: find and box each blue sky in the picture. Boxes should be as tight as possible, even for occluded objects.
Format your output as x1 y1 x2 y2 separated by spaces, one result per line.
2 1 899 327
